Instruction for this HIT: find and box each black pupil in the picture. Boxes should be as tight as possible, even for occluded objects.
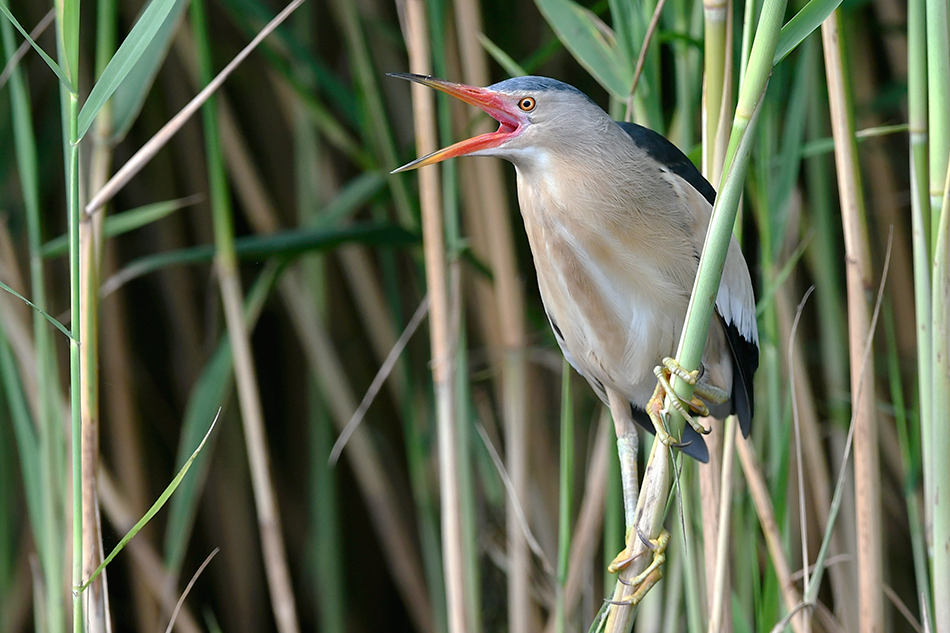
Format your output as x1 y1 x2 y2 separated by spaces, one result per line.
522 99 532 108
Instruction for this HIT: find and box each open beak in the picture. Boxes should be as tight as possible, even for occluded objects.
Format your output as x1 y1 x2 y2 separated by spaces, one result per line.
389 73 523 173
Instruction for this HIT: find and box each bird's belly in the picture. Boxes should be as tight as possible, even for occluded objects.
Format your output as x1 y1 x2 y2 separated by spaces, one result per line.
531 228 687 408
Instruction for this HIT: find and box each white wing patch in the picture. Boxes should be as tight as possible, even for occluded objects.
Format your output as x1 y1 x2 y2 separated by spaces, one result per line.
672 174 759 346
716 239 759 345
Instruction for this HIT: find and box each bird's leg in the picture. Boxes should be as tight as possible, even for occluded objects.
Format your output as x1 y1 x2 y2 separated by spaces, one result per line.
606 529 671 606
608 431 639 570
604 387 670 606
604 390 648 577
648 356 728 443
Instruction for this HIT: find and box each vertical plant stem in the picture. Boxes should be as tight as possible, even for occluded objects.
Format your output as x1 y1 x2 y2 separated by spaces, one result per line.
670 0 784 422
931 163 950 632
803 84 857 632
448 0 533 629
908 0 933 552
700 0 733 620
707 419 736 633
428 4 479 628
290 8 346 632
702 0 727 178
924 0 950 621
555 359 574 633
80 0 117 625
327 0 415 228
735 435 804 632
604 412 622 596
79 204 104 633
821 11 883 631
68 89 83 633
58 0 83 620
603 437 665 633
883 305 933 632
400 1 466 631
191 2 300 632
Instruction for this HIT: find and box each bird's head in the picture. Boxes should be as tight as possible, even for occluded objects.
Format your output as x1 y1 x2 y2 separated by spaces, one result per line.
390 74 609 173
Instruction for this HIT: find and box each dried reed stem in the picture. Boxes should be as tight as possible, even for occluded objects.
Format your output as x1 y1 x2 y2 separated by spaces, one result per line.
217 272 300 633
699 428 725 628
401 1 468 631
448 1 533 629
821 13 883 631
736 434 805 633
80 105 110 633
707 418 736 633
604 440 671 632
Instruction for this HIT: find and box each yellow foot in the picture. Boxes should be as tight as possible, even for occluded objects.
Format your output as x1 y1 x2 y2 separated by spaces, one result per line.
647 357 729 447
606 529 671 606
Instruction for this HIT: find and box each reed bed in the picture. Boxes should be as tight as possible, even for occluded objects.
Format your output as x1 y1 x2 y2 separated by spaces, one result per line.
0 0 945 631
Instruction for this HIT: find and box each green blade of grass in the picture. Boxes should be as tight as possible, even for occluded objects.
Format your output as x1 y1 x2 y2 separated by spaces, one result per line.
931 168 950 631
0 280 73 340
307 172 386 229
754 232 813 318
555 358 574 633
42 196 200 257
81 411 220 590
0 2 72 89
163 262 279 575
100 223 418 296
533 0 632 100
110 0 190 141
477 33 527 79
772 0 845 65
767 40 813 253
77 0 181 140
799 123 910 159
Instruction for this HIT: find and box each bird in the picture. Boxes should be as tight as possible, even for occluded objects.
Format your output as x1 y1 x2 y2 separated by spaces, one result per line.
392 72 758 456
390 73 758 595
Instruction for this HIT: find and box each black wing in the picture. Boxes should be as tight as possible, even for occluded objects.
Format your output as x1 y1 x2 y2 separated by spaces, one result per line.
616 121 717 207
720 315 759 438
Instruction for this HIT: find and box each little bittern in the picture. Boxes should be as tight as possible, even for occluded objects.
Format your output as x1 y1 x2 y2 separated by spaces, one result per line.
392 73 759 597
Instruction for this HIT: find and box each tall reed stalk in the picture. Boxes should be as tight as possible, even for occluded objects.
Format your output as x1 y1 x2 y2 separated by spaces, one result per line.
399 2 468 632
53 0 84 628
191 2 300 630
821 11 882 631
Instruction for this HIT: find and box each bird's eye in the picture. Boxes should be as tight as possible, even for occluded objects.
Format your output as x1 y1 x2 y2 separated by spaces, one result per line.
518 97 536 112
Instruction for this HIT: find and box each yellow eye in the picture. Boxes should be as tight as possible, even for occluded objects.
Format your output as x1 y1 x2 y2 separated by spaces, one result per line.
518 97 536 112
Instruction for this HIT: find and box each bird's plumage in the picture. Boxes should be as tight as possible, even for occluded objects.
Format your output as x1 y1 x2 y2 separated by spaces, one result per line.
392 74 759 461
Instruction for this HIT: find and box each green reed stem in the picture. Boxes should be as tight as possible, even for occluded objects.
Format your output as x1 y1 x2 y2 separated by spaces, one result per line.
556 358 575 633
58 0 83 623
930 163 950 632
907 0 933 557
671 0 783 406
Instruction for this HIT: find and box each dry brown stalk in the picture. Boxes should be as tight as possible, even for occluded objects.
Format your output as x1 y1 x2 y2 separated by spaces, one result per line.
448 0 534 630
401 1 469 631
736 434 806 633
821 13 883 632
